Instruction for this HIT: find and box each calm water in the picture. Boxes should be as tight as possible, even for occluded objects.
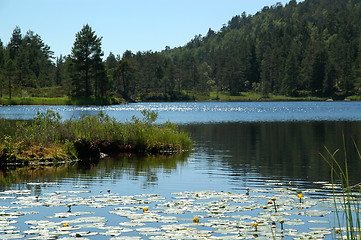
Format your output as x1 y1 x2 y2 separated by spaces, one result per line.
1 101 361 239
1 101 361 189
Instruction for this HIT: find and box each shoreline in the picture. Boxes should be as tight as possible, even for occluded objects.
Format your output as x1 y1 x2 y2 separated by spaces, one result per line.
0 96 358 106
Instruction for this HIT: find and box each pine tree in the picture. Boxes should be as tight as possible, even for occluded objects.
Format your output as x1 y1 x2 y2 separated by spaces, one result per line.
7 26 22 60
70 24 106 97
0 40 4 97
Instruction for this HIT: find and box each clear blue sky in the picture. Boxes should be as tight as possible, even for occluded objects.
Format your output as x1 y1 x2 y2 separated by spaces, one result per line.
0 0 292 58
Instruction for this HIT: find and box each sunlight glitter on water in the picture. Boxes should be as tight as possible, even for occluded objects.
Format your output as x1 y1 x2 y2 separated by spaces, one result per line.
2 101 361 123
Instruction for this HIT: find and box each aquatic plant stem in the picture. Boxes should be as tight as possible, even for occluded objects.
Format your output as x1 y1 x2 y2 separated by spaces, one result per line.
321 135 361 239
272 197 277 213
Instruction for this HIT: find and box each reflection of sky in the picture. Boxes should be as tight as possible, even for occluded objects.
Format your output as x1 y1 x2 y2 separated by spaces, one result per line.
1 101 361 123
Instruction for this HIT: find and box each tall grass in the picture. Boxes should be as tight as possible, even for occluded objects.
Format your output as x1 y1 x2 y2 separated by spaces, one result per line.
320 139 361 239
0 110 192 164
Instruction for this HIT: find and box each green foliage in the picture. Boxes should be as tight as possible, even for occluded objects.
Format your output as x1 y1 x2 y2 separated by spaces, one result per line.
321 140 361 239
3 0 361 101
70 24 106 97
0 96 122 105
0 110 192 164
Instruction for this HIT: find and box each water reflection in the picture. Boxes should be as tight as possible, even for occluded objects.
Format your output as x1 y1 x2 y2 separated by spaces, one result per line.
0 153 189 192
185 121 361 185
1 121 361 193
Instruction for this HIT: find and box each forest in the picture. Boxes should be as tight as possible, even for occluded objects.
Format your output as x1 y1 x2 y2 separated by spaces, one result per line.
0 0 361 102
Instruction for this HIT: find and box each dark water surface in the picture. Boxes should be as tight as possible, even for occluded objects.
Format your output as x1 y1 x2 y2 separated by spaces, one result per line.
0 102 360 239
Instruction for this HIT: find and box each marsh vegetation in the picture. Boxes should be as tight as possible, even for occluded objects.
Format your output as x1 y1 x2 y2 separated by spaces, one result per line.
0 110 192 165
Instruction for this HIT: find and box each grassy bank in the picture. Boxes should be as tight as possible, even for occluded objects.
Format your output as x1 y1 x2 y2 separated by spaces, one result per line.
0 96 123 105
197 91 326 101
0 110 192 165
0 91 330 106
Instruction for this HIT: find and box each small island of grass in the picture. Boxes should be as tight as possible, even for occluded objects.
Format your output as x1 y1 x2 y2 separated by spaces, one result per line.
0 110 192 166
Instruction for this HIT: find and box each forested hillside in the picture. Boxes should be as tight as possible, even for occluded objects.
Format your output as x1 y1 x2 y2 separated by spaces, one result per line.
1 0 361 102
168 0 361 99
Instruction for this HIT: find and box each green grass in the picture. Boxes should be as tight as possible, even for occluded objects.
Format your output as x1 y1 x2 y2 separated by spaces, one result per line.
196 91 325 101
346 95 361 101
0 110 192 164
321 139 361 239
0 90 343 105
0 96 123 105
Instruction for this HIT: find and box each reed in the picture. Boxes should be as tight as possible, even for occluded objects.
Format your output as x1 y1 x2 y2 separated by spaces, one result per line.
320 138 361 239
0 110 192 164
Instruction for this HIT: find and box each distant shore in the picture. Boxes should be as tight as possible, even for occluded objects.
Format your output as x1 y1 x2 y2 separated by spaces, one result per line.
0 92 359 106
0 96 123 106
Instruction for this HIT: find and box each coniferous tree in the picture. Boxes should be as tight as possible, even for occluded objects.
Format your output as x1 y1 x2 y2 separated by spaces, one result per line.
116 50 138 100
19 30 54 87
55 55 65 86
7 26 22 60
70 24 106 97
4 59 16 99
0 40 4 97
105 52 118 94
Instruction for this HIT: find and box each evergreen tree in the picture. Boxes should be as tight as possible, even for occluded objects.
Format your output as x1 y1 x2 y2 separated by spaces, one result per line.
70 24 106 97
116 50 138 100
19 30 54 87
105 52 118 94
7 26 22 60
55 55 65 86
0 40 4 97
4 59 16 99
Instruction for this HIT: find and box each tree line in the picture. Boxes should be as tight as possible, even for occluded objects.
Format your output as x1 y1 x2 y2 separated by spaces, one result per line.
1 0 361 101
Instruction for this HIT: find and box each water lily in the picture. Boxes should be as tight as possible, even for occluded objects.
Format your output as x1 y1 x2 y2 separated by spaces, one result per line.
297 193 303 203
271 197 277 212
252 222 259 231
280 219 284 230
67 204 72 213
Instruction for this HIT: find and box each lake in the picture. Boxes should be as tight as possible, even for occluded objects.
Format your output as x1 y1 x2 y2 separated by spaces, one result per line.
0 101 360 239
